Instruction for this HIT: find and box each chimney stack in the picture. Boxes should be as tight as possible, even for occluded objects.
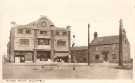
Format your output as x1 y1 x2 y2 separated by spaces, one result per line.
94 32 98 39
10 21 17 27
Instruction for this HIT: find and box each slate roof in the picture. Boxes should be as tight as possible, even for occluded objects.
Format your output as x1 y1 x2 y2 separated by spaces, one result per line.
90 35 119 45
71 46 88 50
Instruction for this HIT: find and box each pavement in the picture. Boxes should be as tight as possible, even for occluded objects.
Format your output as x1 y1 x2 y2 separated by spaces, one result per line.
2 62 133 79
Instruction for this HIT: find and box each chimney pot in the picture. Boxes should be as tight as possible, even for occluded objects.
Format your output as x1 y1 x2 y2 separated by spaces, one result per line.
94 32 98 39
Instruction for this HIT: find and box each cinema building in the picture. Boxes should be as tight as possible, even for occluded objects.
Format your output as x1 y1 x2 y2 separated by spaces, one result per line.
7 16 71 63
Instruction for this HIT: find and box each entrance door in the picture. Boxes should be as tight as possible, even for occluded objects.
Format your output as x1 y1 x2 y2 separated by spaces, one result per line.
15 57 20 63
102 51 109 62
20 56 25 63
15 55 25 63
37 51 50 61
104 54 108 61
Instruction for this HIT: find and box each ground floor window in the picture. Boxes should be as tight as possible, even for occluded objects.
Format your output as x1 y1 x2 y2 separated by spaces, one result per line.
14 51 33 63
15 55 25 63
95 55 100 60
54 56 68 62
25 53 33 61
37 51 50 61
112 54 117 59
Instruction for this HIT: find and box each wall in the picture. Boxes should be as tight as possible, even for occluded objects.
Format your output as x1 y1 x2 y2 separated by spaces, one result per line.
89 44 119 63
71 48 88 63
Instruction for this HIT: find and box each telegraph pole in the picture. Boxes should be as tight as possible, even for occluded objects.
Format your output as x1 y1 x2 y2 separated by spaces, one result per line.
88 24 90 65
119 19 123 66
72 35 76 70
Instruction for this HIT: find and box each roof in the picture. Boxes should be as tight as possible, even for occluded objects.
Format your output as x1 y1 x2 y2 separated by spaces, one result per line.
90 35 119 45
71 46 88 50
13 16 55 28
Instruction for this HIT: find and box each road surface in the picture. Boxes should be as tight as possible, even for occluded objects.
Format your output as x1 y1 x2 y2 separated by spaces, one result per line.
3 62 132 79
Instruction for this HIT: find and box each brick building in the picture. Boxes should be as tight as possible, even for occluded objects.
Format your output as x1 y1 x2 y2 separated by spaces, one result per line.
71 46 88 63
7 16 71 63
71 31 130 63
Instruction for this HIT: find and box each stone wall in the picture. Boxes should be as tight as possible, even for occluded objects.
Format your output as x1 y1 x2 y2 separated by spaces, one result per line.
71 42 130 63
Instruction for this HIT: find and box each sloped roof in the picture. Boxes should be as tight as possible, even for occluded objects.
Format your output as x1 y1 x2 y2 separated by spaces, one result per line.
90 35 119 45
71 46 88 50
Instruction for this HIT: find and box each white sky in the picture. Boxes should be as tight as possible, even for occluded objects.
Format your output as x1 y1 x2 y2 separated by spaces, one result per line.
0 0 135 58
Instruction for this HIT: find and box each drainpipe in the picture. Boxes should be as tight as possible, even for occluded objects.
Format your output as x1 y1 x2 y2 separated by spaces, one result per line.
33 28 38 63
50 25 55 61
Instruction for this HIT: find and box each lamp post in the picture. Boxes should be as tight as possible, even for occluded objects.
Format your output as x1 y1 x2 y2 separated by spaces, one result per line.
67 26 71 63
72 35 76 70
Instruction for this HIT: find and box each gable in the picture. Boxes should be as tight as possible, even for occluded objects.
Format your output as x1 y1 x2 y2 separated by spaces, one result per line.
26 16 55 28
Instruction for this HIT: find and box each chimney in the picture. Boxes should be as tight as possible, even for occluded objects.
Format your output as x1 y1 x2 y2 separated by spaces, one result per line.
94 32 98 39
10 21 17 27
66 25 71 31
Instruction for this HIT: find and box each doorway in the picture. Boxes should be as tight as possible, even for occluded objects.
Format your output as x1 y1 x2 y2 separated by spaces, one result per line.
102 51 109 62
15 55 25 63
37 51 51 61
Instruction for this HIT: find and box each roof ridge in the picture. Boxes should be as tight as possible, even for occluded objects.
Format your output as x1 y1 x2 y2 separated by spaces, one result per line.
97 35 119 38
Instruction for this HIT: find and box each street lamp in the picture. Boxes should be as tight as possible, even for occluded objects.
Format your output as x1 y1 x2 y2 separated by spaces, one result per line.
72 34 76 70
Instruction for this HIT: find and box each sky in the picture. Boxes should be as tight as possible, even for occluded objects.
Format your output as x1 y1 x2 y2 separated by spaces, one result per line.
0 0 135 58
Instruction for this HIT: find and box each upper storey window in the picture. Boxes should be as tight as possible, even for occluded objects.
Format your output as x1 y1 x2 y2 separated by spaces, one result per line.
56 31 60 36
40 31 48 35
20 39 29 45
57 40 66 47
17 28 31 34
38 38 50 45
62 31 67 36
40 21 47 27
56 31 67 36
26 29 31 34
18 28 24 34
39 18 47 27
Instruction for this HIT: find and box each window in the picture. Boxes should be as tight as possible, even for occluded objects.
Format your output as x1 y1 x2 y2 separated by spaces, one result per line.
25 29 31 34
40 21 47 27
40 31 48 35
83 58 86 62
95 47 99 51
62 31 67 36
112 45 116 50
38 38 50 45
56 31 67 36
20 39 29 45
56 31 60 35
26 29 31 34
95 55 100 60
112 54 117 59
57 40 66 46
125 39 127 44
18 29 23 34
